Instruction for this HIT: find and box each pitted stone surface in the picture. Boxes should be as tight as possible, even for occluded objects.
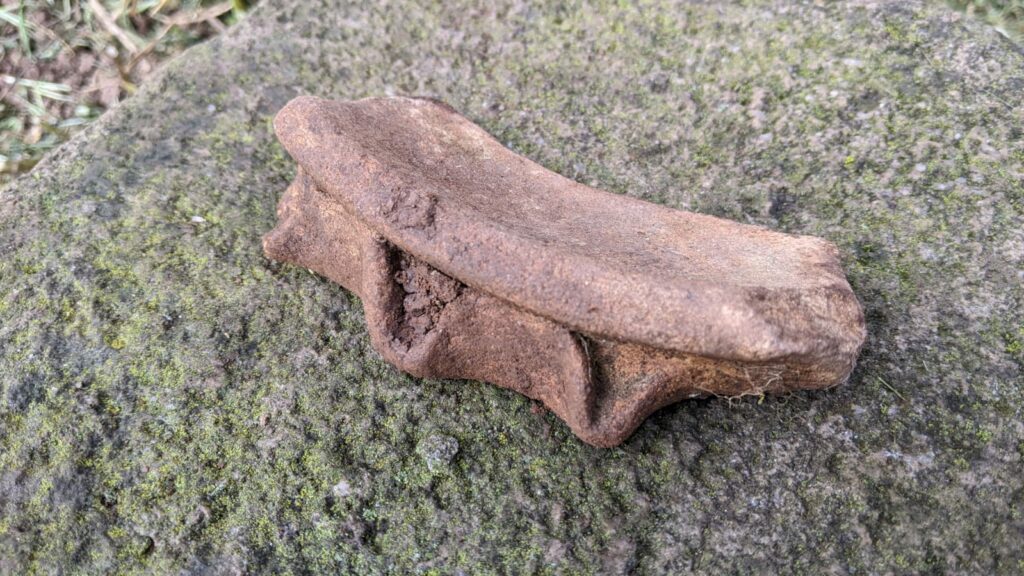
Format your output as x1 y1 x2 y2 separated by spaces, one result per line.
0 1 1022 574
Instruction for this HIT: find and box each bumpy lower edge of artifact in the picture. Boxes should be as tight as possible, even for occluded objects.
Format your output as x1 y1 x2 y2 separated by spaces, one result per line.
264 168 866 448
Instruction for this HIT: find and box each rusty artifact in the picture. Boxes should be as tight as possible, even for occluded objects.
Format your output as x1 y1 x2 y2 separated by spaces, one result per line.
263 96 866 447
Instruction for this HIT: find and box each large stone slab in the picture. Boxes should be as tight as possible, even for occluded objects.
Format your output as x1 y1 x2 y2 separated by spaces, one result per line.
1 1 1022 573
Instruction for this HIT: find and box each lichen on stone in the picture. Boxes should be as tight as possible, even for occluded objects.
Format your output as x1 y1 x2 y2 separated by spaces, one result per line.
1 1 1022 574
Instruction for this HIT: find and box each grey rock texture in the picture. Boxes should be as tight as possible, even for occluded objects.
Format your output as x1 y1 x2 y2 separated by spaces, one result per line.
1 1 1022 574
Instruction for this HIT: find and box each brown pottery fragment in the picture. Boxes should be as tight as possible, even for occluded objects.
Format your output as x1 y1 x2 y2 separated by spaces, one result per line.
263 96 867 447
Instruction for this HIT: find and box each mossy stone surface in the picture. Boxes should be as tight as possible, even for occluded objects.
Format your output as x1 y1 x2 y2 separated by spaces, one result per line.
1 1 1022 574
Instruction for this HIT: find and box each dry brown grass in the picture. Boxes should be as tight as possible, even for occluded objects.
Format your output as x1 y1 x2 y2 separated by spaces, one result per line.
0 0 250 184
